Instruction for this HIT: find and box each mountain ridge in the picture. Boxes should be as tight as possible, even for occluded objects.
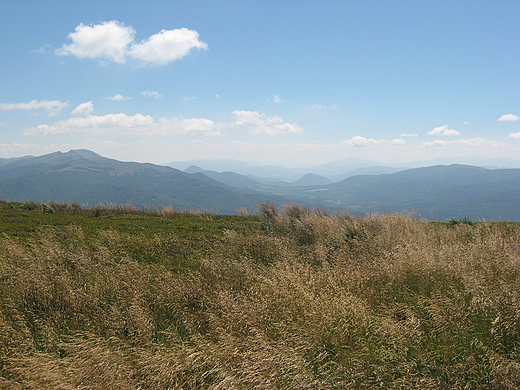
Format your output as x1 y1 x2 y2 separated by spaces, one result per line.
1 150 520 220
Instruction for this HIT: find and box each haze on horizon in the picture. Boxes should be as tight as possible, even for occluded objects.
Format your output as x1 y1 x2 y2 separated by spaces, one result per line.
1 1 519 167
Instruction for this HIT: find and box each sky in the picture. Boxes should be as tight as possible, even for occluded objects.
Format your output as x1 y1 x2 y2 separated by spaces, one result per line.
1 0 519 167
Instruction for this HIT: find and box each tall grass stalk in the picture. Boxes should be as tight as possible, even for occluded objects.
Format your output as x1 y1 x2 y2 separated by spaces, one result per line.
1 207 519 388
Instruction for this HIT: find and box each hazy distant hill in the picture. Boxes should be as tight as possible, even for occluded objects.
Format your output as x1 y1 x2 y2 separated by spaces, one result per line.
184 166 260 189
285 164 520 221
2 150 520 220
290 173 333 187
0 150 284 214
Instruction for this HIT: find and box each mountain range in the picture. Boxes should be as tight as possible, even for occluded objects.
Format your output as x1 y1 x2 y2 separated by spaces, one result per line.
1 149 520 221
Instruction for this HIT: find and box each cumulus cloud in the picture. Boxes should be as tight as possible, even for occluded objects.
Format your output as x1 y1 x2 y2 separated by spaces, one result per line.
391 138 406 145
71 101 94 116
56 21 134 63
128 28 207 66
498 114 520 122
231 110 303 135
107 94 130 101
0 99 68 117
141 90 163 99
509 132 520 140
56 21 207 66
427 125 460 136
400 133 418 137
343 136 385 147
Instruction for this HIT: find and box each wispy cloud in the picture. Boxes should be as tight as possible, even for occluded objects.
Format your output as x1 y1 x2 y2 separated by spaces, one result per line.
427 125 460 136
343 136 385 147
0 100 68 117
232 110 303 135
509 132 520 140
25 113 154 135
106 94 131 101
24 113 221 137
140 90 163 99
400 133 418 137
422 137 504 148
498 114 520 122
30 44 51 54
310 103 337 109
56 21 207 66
272 95 290 103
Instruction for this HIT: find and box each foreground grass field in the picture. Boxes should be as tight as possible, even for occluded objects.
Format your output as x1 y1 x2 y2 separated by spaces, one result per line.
1 201 519 389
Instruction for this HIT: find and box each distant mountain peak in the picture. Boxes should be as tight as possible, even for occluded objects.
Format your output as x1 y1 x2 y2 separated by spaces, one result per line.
66 149 102 157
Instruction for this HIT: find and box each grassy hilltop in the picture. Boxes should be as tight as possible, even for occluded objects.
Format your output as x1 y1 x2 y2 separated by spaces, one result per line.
0 201 519 389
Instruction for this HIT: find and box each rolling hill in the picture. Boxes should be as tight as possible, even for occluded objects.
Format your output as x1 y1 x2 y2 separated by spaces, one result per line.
0 149 285 214
1 150 520 220
281 164 520 221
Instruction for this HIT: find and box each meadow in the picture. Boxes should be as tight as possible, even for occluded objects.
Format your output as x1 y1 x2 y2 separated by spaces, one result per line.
0 200 519 389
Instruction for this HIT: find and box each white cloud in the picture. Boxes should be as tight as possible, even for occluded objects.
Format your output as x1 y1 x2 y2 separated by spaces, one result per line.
24 113 220 137
427 125 460 136
391 138 406 145
56 21 135 63
400 133 418 137
498 114 520 122
128 28 207 66
71 101 94 116
56 21 207 66
183 95 197 102
509 132 520 140
141 90 163 99
343 136 385 147
107 94 130 101
463 121 470 125
31 44 51 54
272 95 291 104
422 137 504 148
231 110 303 135
0 99 68 117
25 113 154 135
158 117 220 136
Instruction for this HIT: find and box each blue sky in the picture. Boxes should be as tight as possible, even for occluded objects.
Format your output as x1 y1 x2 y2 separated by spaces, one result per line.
1 0 519 166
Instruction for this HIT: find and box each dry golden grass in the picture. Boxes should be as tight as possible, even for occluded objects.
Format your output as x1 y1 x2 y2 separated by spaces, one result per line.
1 206 519 388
